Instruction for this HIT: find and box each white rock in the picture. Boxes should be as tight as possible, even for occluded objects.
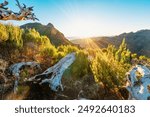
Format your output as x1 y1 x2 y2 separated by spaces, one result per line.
126 65 150 100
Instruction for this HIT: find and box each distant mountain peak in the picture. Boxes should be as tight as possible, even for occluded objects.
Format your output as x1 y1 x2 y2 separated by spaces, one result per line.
46 23 54 28
21 22 72 46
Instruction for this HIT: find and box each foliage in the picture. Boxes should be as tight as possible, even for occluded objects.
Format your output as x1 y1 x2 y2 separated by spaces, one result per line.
0 23 8 42
0 23 23 48
40 46 57 57
22 28 58 66
57 45 79 55
58 46 91 80
23 29 51 47
115 38 131 64
69 50 90 79
91 45 129 89
139 55 147 61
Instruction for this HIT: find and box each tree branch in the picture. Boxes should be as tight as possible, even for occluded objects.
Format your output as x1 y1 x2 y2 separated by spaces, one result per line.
28 53 76 92
0 0 38 21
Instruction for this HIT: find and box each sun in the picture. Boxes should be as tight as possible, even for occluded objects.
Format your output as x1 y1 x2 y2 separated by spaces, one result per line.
64 14 100 38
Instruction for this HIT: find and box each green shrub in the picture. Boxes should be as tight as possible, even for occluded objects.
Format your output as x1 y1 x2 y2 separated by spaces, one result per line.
91 49 128 89
66 50 90 79
0 23 8 42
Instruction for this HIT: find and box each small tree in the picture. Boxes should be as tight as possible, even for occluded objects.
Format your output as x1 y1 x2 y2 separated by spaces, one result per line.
4 24 23 48
115 38 131 64
91 47 128 89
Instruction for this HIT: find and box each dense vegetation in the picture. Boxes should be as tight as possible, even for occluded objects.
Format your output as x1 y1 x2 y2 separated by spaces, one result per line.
0 23 150 100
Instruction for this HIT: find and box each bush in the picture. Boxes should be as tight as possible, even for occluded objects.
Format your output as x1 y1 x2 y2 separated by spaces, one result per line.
57 45 78 55
23 29 52 46
91 49 128 89
0 24 23 48
6 24 23 48
0 23 8 42
66 50 90 79
40 46 57 58
115 38 131 64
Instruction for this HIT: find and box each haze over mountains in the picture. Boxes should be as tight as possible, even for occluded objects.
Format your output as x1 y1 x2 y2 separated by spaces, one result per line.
71 30 150 57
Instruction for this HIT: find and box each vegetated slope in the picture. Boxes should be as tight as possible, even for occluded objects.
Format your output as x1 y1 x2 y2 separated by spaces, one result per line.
21 22 72 46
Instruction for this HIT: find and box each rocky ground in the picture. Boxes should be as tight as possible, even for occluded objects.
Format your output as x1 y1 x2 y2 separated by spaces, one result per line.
0 56 127 100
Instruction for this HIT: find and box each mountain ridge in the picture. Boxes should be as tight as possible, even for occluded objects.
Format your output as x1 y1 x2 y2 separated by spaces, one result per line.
71 29 150 57
21 22 72 47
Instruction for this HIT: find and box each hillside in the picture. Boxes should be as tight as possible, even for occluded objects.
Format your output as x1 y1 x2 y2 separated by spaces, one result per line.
21 23 72 46
0 23 132 100
71 30 150 57
1 23 150 100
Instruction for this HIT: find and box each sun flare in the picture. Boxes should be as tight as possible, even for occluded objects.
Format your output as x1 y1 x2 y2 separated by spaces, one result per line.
64 14 101 38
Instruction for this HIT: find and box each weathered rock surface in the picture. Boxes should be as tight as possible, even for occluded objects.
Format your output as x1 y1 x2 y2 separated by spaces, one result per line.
126 65 150 100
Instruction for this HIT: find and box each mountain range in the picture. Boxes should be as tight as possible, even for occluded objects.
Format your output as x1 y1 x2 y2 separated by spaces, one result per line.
21 22 150 57
71 30 150 57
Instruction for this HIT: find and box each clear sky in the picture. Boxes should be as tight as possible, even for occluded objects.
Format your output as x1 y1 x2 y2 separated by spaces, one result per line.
1 0 150 37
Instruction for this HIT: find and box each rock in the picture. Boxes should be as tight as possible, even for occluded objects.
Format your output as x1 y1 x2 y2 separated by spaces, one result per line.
126 65 150 100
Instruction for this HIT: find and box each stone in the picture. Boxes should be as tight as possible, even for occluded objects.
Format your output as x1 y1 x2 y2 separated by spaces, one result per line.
126 65 150 100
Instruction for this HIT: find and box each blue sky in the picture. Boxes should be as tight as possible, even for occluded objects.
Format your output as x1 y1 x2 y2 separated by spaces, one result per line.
1 0 150 37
